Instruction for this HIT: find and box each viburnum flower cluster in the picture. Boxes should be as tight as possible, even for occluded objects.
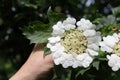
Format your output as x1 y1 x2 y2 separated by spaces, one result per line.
99 33 120 71
47 17 101 68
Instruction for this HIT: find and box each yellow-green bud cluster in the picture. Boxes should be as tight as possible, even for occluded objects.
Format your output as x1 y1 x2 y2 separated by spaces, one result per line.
113 40 120 56
60 29 87 54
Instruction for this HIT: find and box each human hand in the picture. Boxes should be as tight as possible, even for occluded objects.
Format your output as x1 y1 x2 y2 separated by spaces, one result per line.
9 43 54 80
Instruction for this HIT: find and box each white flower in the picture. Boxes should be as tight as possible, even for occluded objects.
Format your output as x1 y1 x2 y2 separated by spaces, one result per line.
107 54 120 71
77 18 96 31
47 17 101 68
99 33 120 71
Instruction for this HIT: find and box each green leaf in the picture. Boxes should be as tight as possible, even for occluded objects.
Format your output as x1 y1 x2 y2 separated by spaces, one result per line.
47 7 67 26
23 31 51 43
75 67 91 77
22 21 51 32
96 50 108 61
112 6 120 17
22 7 66 44
106 15 116 25
99 15 116 26
100 23 120 36
19 0 46 8
94 15 116 31
22 21 52 43
92 61 100 70
44 47 51 55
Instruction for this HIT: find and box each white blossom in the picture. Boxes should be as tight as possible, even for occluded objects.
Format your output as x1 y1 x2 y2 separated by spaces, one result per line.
107 54 120 71
47 17 101 68
99 33 120 71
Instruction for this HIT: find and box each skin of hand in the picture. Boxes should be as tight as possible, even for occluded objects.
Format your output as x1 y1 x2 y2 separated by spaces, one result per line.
9 43 54 80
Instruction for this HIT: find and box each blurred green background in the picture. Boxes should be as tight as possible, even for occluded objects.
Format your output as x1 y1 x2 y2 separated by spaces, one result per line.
0 0 120 79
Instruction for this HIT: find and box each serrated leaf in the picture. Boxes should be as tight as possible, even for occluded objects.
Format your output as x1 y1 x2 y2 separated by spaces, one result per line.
22 21 51 32
22 21 52 43
23 31 51 43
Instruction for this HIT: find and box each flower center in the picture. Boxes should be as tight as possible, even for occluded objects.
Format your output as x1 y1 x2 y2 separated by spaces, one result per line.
60 29 87 54
113 40 120 56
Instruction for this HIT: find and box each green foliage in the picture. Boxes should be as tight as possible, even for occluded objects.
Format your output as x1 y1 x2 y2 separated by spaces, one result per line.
92 61 100 70
52 65 71 80
112 6 120 17
22 8 66 44
22 21 51 43
23 31 51 43
18 0 46 8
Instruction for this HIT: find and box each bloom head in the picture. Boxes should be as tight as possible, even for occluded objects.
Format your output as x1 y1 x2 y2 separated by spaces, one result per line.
99 33 120 71
47 17 101 68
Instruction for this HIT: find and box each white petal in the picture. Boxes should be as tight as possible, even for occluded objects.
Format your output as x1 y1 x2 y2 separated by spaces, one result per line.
118 33 120 38
63 24 76 30
56 21 63 28
72 61 79 68
103 36 117 48
62 62 69 68
77 18 96 31
51 46 58 52
82 61 90 68
106 55 111 59
85 55 93 63
113 33 119 41
112 66 119 71
88 43 99 51
46 43 52 48
81 54 93 68
111 54 119 58
63 17 76 25
99 42 113 52
52 29 65 36
108 59 116 67
86 49 98 56
54 59 60 65
54 56 66 65
87 36 100 44
77 54 85 61
116 63 120 67
52 50 63 59
53 25 59 30
83 29 96 37
48 36 61 43
51 43 64 52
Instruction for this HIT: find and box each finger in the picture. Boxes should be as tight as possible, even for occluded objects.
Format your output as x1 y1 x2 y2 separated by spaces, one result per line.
32 43 46 54
45 54 54 64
